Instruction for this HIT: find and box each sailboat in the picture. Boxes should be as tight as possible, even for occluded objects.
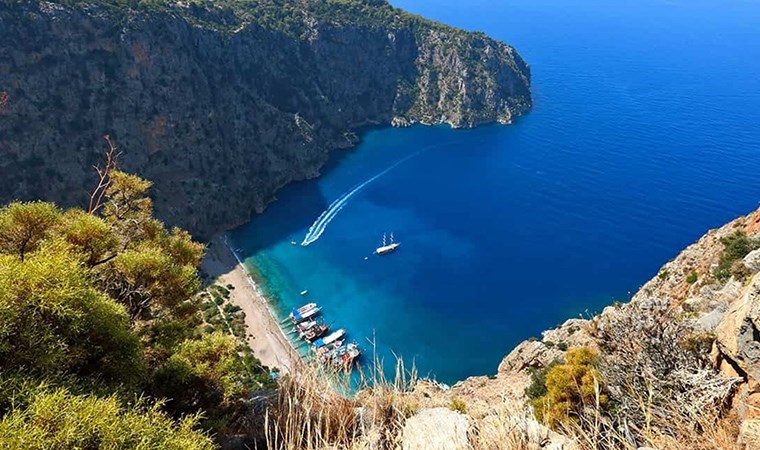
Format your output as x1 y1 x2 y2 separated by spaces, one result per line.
375 232 400 255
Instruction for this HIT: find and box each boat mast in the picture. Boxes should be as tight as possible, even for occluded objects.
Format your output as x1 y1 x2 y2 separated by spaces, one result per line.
382 233 387 246
390 232 394 244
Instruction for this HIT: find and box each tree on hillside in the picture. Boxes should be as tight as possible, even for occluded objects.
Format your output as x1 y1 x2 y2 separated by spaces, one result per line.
0 137 269 448
0 238 144 387
0 201 61 261
0 386 215 450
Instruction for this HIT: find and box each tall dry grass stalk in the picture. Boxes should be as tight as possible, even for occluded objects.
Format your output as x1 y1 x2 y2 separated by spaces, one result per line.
558 378 743 450
265 364 357 450
265 349 421 450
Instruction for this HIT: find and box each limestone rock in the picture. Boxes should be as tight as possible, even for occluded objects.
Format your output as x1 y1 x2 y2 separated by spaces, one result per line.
714 274 760 381
739 419 760 448
696 307 725 332
402 408 470 450
745 249 760 272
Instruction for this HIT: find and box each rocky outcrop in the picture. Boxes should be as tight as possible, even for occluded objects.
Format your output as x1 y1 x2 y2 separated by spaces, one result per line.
402 408 470 450
0 0 531 238
715 274 760 383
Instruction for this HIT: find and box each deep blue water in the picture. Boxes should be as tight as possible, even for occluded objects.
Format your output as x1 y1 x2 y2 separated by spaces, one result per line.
229 0 760 384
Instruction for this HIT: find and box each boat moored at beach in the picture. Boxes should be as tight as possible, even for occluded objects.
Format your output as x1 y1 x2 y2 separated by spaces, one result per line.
303 324 329 342
319 342 362 370
289 303 321 323
312 328 346 349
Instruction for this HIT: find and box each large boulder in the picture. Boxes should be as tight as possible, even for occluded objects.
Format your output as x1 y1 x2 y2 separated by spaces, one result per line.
402 408 470 450
714 274 760 382
745 249 760 272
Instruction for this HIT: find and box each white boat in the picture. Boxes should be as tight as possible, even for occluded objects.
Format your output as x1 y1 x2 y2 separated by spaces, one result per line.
289 304 320 323
294 320 317 335
300 290 309 296
293 303 317 314
376 232 400 255
312 329 346 349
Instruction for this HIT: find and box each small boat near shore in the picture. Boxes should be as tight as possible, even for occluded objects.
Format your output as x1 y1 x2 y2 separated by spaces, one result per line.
312 329 346 349
289 303 321 323
292 320 317 335
303 324 329 343
280 301 361 371
319 342 362 370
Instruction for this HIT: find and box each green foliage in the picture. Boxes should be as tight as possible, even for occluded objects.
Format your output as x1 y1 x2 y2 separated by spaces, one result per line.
59 209 120 265
0 239 143 386
449 397 467 414
714 231 760 282
108 243 201 318
680 332 716 356
531 348 608 427
0 201 60 260
151 333 254 432
47 0 456 39
0 167 266 447
686 271 698 284
0 386 214 450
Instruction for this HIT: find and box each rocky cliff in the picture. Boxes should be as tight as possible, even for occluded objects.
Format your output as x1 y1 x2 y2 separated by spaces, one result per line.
0 0 531 238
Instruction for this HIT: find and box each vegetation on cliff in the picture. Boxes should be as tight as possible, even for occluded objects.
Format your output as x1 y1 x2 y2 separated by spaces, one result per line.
0 145 273 448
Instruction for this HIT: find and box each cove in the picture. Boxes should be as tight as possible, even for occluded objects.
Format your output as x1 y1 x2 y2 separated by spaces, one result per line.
229 0 760 384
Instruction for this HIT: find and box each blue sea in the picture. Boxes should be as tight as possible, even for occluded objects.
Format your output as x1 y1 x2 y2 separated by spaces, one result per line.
229 0 760 384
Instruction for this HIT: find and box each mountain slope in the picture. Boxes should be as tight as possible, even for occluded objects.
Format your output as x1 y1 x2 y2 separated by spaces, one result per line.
0 0 531 238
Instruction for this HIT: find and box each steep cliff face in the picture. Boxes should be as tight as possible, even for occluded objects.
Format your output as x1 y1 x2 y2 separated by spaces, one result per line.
0 0 531 238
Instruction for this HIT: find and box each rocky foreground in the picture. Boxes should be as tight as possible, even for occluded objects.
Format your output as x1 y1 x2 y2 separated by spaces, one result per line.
0 0 531 239
382 207 760 449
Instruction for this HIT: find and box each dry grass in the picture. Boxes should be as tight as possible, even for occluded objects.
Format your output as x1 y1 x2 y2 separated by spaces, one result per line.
263 330 744 450
265 352 421 450
265 365 358 450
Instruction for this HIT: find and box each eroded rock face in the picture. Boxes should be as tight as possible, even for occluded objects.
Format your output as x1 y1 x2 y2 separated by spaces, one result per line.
402 408 470 450
715 274 760 382
745 249 760 272
0 0 531 238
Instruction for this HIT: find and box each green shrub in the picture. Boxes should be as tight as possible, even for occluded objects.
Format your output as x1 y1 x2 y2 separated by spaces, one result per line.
449 397 467 414
531 347 607 427
686 271 698 284
0 387 214 450
714 231 760 282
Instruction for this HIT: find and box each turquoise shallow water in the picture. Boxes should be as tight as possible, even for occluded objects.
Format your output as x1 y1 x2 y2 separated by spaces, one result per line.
229 0 760 384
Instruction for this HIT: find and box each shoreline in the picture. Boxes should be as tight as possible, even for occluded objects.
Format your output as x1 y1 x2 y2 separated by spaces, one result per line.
201 234 302 374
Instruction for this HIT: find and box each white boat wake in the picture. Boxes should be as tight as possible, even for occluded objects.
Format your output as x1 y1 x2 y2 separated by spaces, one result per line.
301 146 437 246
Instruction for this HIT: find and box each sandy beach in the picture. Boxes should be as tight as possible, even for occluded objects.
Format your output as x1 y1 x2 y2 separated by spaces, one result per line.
201 234 300 374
